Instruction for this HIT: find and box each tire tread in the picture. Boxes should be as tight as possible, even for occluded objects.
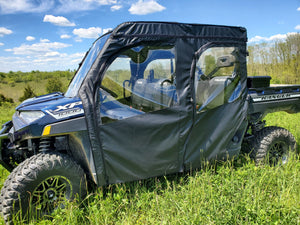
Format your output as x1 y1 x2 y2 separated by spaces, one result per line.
0 152 86 224
250 126 296 164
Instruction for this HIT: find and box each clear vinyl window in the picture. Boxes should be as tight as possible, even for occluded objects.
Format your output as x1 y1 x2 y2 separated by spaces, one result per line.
195 46 241 112
100 46 177 124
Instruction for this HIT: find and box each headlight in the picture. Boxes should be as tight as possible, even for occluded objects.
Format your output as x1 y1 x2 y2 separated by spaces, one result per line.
19 111 45 124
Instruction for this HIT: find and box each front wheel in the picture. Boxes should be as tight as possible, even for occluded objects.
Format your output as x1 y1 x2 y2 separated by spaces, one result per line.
249 126 296 165
0 152 87 223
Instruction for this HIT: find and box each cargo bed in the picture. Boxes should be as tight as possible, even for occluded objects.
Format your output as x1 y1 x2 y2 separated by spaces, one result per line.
247 76 300 116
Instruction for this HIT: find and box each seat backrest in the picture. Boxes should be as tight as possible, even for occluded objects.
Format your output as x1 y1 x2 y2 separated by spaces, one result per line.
132 79 150 108
132 78 177 110
196 76 231 110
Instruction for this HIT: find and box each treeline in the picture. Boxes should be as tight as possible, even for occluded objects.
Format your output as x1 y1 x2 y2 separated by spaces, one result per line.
247 33 300 84
0 70 75 103
0 70 75 87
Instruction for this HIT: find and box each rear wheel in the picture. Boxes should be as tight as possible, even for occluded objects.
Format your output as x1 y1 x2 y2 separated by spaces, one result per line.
0 152 87 224
250 126 296 165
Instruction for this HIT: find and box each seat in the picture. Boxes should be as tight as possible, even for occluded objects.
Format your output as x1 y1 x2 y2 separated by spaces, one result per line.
196 76 232 110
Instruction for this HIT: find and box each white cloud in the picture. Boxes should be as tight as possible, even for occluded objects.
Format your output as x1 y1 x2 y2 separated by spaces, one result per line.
55 0 116 13
0 0 120 14
249 33 297 43
0 27 13 37
129 0 165 15
74 38 83 42
103 28 112 34
297 7 300 11
43 15 76 27
55 0 94 12
73 27 102 39
5 41 71 56
85 0 117 4
111 4 122 11
71 52 85 58
295 25 300 30
0 52 84 72
61 34 71 39
0 40 84 72
26 36 35 41
44 51 60 57
0 42 4 46
249 36 265 43
40 39 50 43
0 0 54 14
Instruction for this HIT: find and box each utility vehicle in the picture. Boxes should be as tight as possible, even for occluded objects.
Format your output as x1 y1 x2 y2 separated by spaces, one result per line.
0 21 299 223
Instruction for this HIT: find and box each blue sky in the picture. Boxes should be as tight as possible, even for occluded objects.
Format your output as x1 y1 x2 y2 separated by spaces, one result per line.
0 0 300 72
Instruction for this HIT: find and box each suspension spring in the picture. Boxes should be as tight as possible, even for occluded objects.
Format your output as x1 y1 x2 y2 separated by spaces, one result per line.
251 120 266 134
39 138 52 152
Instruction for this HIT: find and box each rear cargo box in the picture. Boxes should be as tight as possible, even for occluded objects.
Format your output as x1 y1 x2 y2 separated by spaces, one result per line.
247 76 271 88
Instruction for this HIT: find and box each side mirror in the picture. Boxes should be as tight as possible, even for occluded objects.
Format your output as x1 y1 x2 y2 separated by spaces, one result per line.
205 55 236 79
216 55 236 68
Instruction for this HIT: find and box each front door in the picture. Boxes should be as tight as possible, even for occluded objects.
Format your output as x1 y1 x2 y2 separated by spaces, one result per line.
97 45 183 184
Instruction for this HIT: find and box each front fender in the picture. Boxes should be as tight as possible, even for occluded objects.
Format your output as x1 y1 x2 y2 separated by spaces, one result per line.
0 121 14 171
0 121 12 135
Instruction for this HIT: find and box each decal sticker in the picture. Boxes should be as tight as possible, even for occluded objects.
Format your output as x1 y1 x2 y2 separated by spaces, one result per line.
252 93 300 102
46 101 84 119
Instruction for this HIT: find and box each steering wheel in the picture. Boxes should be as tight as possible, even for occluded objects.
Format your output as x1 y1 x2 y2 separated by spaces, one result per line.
160 79 172 86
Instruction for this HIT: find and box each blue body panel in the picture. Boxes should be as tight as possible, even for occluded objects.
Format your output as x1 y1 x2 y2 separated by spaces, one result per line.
14 91 144 138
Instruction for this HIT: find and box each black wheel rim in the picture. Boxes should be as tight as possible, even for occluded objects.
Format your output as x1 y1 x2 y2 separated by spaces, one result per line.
268 141 288 165
31 176 72 215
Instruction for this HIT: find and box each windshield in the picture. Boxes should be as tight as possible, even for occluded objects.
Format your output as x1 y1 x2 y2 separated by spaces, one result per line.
65 33 110 97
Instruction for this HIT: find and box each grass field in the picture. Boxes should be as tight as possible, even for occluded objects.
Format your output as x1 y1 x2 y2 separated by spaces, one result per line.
0 103 299 224
26 155 299 225
0 77 70 103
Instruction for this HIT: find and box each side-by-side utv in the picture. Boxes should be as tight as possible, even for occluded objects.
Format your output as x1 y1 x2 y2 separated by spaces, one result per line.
0 21 299 223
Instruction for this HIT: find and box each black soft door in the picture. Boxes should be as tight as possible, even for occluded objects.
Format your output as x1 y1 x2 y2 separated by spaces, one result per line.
97 45 183 184
185 44 248 168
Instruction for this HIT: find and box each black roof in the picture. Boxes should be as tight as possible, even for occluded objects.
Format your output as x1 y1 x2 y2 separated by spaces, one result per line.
110 21 247 42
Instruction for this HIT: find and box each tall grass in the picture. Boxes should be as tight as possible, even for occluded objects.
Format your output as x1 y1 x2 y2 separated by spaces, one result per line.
0 103 15 125
8 154 298 225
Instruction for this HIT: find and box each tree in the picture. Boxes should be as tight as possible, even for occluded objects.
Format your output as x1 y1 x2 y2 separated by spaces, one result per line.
46 78 63 93
0 93 13 106
19 85 36 102
247 33 300 84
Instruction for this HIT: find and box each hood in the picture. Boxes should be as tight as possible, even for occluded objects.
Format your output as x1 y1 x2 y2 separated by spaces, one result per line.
11 92 84 135
16 92 65 110
16 92 84 120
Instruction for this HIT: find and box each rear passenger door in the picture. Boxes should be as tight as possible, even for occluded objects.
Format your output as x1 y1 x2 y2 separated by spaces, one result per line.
184 43 248 169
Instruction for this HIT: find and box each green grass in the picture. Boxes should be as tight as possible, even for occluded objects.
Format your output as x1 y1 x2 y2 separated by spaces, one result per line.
6 155 298 225
0 103 15 125
0 100 300 224
0 77 70 103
